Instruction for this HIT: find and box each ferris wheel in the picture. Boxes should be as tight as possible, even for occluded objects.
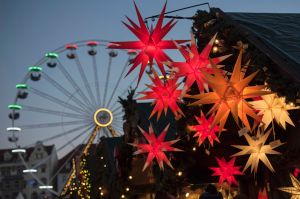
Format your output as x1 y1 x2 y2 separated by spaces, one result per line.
6 40 141 196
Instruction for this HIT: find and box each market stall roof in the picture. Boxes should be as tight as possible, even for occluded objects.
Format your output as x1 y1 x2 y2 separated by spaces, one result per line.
222 11 300 82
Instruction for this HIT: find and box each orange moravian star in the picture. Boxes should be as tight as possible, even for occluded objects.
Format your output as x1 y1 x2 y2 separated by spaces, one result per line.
187 50 270 131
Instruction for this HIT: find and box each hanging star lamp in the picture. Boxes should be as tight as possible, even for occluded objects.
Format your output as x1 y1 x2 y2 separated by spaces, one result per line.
130 124 182 171
109 2 187 84
139 69 183 120
209 157 243 186
166 33 230 93
187 50 270 131
278 173 300 198
231 128 283 174
250 93 299 131
258 187 268 199
188 112 222 147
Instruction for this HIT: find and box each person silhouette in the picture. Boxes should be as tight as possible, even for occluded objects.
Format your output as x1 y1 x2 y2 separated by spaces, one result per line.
199 184 223 199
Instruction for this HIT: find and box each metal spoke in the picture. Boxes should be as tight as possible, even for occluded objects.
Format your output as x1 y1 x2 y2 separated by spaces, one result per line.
103 127 111 137
112 119 123 127
74 54 97 107
20 120 90 130
111 126 123 136
113 114 123 120
49 131 91 183
106 57 130 108
56 124 94 152
113 116 123 122
23 122 94 148
103 56 113 107
29 87 89 116
112 124 123 131
112 109 123 116
56 59 94 110
22 105 89 120
113 115 123 122
32 124 94 169
112 125 123 136
111 105 123 115
112 115 123 123
42 72 91 114
92 55 101 106
108 75 137 111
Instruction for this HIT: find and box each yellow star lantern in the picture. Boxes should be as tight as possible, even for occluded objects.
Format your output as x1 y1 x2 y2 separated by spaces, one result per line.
231 128 283 174
187 50 270 131
278 173 300 198
250 93 299 130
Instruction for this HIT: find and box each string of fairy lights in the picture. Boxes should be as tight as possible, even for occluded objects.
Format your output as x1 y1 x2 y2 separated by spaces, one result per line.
69 158 91 199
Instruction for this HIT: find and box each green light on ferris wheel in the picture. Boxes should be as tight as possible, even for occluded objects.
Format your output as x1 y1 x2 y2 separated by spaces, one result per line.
45 52 59 58
8 104 22 110
28 66 42 72
16 84 28 89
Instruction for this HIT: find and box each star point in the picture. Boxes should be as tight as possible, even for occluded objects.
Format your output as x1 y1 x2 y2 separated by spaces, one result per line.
278 173 300 198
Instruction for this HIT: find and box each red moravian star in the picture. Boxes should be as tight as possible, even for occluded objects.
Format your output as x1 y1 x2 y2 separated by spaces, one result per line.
188 112 222 147
209 157 243 186
139 69 183 120
166 33 230 93
131 124 182 171
109 2 187 84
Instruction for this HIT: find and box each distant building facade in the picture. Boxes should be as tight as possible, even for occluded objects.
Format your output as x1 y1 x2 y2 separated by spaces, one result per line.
0 142 57 199
56 147 77 194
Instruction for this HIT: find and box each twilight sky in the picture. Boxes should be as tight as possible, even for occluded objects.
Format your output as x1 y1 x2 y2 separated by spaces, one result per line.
0 0 299 155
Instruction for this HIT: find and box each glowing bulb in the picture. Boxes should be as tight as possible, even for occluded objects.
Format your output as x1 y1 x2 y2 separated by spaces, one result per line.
185 192 190 198
100 192 104 196
99 187 102 190
214 39 220 45
121 194 125 198
177 171 182 176
100 156 104 159
126 187 130 192
212 46 218 53
128 175 133 180
104 164 107 168
192 147 196 151
159 75 170 79
289 102 295 106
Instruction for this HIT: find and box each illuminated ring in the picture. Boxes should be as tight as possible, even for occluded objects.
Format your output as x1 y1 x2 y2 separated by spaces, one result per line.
93 108 113 127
